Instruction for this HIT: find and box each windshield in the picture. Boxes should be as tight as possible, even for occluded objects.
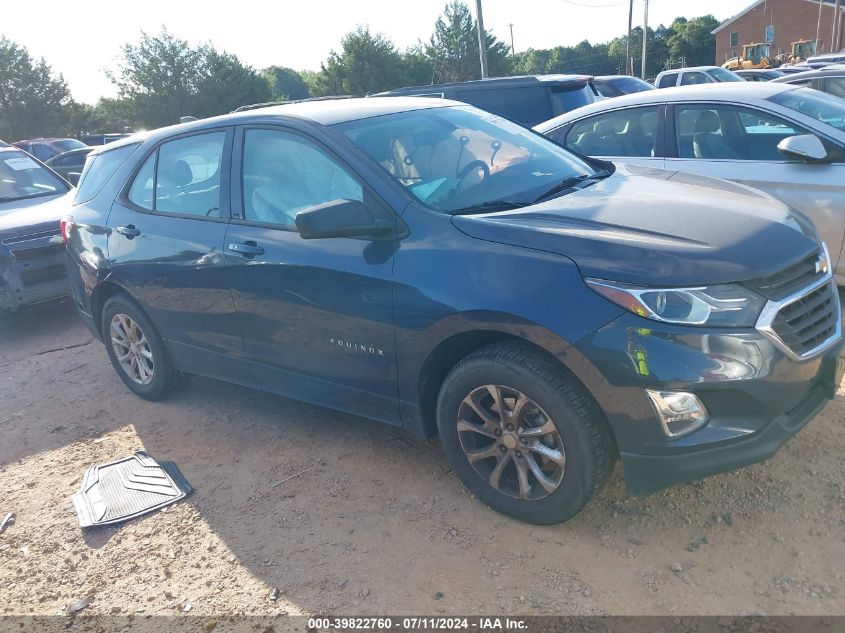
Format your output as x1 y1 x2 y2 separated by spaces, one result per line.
338 106 597 214
0 150 69 202
710 68 744 82
769 87 845 132
550 85 597 116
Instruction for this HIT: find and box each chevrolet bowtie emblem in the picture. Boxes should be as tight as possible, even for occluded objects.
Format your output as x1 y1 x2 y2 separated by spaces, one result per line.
816 253 829 275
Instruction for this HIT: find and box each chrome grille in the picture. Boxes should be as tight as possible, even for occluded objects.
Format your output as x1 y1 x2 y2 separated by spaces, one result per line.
747 250 822 300
771 282 839 356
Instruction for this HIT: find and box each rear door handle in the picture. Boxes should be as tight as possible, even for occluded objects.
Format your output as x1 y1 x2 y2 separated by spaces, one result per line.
227 241 264 257
116 225 141 238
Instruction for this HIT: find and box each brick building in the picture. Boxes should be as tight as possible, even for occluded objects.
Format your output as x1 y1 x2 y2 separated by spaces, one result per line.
712 0 845 64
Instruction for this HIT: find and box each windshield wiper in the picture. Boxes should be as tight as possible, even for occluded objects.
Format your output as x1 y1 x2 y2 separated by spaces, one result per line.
532 169 612 204
449 200 529 216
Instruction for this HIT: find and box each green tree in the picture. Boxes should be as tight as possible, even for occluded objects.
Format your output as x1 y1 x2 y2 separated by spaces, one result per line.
111 29 270 127
426 1 511 83
666 15 720 67
194 48 270 116
262 66 310 101
313 27 403 96
0 36 72 140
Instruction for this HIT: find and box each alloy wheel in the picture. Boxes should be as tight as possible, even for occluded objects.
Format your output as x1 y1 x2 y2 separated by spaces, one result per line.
457 384 566 500
110 313 155 386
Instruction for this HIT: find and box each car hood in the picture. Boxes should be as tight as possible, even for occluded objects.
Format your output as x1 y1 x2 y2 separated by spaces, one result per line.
452 165 819 286
0 192 72 239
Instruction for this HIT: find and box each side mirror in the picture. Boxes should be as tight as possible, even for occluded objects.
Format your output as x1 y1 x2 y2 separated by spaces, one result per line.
295 199 392 240
777 134 829 163
67 172 81 186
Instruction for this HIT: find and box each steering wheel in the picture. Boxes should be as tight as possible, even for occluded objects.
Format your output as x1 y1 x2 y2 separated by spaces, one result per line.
456 160 489 190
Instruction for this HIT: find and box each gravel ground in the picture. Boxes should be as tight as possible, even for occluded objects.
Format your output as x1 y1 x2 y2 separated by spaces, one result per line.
1 299 844 618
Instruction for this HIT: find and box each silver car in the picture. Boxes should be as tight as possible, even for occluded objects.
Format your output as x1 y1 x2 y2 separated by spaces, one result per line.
535 83 845 283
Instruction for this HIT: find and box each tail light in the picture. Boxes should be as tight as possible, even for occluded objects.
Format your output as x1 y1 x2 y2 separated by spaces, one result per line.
60 216 75 243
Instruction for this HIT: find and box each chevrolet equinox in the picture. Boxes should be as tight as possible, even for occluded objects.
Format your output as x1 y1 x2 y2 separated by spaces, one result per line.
64 97 845 524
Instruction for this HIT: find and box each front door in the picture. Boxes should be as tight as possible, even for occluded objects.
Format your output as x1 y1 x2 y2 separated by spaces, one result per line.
108 128 250 385
224 126 401 423
664 103 845 280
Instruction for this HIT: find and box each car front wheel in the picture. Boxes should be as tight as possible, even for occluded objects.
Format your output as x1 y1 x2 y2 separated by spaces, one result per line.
437 341 615 524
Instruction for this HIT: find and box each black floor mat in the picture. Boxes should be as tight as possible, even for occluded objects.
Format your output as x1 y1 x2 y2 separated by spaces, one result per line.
71 451 192 528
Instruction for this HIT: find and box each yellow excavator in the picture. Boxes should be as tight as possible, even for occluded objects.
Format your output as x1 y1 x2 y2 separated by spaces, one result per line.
722 42 778 70
777 39 817 66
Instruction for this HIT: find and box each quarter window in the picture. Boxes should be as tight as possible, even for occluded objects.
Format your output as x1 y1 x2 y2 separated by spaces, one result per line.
565 106 660 158
241 129 363 228
74 144 139 205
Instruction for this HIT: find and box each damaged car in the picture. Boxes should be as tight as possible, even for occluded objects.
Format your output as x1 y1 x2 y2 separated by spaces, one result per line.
0 146 73 312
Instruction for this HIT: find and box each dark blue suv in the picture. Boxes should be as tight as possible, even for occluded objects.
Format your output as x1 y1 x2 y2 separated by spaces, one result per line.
64 97 844 524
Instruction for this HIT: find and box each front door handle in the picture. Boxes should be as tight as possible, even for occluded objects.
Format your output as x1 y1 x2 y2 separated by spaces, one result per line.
227 241 264 257
116 225 141 238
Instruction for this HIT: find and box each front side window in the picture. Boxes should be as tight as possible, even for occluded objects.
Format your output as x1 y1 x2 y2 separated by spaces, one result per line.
769 87 845 133
680 72 708 86
676 105 808 160
565 106 660 158
241 129 363 227
0 150 69 202
338 105 598 214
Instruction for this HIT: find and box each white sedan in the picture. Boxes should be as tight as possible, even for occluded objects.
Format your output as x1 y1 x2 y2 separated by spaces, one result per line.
535 83 845 284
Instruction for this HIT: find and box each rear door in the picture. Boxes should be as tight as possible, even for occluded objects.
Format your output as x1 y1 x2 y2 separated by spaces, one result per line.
107 128 250 385
664 102 845 279
223 125 401 422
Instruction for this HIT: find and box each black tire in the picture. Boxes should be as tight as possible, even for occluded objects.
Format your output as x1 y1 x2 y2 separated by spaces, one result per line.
101 293 184 401
436 341 616 524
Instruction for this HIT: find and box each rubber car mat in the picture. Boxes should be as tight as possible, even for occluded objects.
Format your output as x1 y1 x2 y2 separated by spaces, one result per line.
71 451 191 528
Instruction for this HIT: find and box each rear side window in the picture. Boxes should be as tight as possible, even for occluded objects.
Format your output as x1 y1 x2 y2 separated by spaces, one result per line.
125 132 226 217
823 77 845 99
74 143 139 205
657 74 677 88
680 72 708 86
565 106 660 158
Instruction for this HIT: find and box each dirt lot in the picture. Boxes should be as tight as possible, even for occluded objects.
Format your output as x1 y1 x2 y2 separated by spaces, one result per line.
1 299 844 618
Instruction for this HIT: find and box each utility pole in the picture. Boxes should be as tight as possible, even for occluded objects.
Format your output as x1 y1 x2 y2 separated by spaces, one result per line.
475 0 489 78
626 0 634 75
508 23 515 55
832 0 842 53
641 0 649 80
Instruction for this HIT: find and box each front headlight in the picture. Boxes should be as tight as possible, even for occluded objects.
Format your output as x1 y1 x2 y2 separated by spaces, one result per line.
586 279 766 327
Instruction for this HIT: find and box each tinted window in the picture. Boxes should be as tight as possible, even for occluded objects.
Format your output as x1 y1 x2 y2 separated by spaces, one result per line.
0 150 69 201
549 85 596 118
52 139 87 153
454 86 551 127
155 132 225 216
340 105 595 214
565 106 660 157
680 72 709 86
30 144 53 161
676 105 807 160
241 129 362 227
74 143 138 204
657 73 677 88
127 153 155 210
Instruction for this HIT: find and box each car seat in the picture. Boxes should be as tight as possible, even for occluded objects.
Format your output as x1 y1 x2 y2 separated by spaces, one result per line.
692 111 740 159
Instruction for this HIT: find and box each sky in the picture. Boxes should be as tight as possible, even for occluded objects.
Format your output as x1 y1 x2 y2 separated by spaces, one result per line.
4 0 745 104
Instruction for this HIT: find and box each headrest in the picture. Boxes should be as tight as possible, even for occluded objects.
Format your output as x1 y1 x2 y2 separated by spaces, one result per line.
593 120 616 137
172 159 193 187
694 111 721 134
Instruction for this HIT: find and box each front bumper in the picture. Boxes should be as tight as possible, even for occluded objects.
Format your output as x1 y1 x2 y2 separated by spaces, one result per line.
571 310 845 497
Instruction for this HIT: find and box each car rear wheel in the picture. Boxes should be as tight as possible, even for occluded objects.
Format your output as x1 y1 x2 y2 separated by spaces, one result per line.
437 341 615 524
101 294 184 400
